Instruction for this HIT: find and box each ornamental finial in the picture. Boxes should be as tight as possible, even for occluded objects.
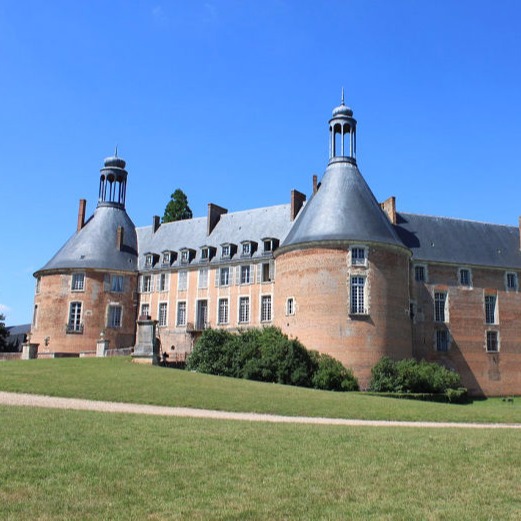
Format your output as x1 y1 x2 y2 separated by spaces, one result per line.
341 87 345 106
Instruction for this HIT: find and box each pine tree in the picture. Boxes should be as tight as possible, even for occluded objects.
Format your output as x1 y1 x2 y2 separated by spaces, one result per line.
162 189 193 223
0 314 8 352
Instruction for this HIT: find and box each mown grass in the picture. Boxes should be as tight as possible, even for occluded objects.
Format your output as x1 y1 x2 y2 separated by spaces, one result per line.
1 405 520 520
1 357 521 423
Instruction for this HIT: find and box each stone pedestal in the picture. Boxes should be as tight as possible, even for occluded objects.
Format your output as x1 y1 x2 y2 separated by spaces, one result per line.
21 343 38 360
132 319 159 364
96 339 110 357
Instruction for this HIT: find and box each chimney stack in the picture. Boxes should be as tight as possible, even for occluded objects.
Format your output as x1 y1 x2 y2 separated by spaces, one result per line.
380 196 397 225
153 215 161 233
290 190 306 221
207 203 228 235
77 199 86 232
116 226 124 251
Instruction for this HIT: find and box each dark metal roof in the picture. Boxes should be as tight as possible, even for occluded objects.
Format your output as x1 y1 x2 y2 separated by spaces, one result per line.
281 159 404 250
136 203 294 269
37 203 138 274
396 213 521 269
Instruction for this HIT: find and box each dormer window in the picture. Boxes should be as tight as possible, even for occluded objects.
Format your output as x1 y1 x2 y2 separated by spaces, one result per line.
181 250 189 264
262 238 279 254
201 248 209 261
222 244 231 258
162 252 171 265
242 242 251 256
145 254 153 268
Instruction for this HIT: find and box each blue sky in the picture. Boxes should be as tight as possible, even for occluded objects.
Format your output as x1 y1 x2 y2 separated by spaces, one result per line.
1 0 521 325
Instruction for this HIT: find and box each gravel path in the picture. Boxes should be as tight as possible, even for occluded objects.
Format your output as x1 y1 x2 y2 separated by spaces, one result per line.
1 391 520 429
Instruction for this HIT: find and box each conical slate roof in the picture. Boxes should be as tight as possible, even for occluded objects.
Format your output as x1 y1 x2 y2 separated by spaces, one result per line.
36 203 138 274
281 159 404 250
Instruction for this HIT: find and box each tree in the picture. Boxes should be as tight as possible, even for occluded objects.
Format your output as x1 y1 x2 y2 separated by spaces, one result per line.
0 314 8 352
162 189 193 223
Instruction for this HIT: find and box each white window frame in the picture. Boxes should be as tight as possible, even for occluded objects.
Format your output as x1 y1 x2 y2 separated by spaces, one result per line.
350 246 367 267
159 273 169 292
71 273 85 292
485 294 497 325
350 276 367 315
142 275 152 293
219 267 230 287
217 298 229 325
181 250 189 264
145 254 153 268
140 303 150 318
261 295 272 322
162 252 171 265
176 301 187 327
242 242 251 256
198 268 208 289
238 296 250 324
434 291 448 323
158 302 168 327
240 265 251 285
178 270 188 291
67 301 83 333
286 297 295 316
107 305 122 328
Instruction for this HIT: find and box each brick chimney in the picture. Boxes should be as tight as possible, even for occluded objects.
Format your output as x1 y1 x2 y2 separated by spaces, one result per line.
380 196 397 225
77 199 86 232
116 226 124 251
312 175 318 195
290 190 306 221
153 215 161 233
519 216 521 250
207 203 228 235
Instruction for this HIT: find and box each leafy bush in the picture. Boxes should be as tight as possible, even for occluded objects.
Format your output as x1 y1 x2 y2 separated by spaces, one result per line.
369 356 463 395
187 327 359 392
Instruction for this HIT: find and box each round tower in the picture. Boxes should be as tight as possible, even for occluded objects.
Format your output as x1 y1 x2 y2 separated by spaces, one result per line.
30 154 138 355
275 95 412 388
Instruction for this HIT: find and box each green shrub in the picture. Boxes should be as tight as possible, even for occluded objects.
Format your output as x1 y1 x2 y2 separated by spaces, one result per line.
187 327 358 392
369 357 462 394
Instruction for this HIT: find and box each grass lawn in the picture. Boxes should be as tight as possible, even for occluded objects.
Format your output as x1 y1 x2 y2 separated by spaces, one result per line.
1 405 521 521
1 357 521 424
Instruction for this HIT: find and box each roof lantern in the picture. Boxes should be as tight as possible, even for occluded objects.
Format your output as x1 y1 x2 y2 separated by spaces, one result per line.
98 147 128 208
329 88 357 164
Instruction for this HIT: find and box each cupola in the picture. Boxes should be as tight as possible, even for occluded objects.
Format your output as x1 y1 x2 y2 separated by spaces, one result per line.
98 149 128 208
329 88 357 164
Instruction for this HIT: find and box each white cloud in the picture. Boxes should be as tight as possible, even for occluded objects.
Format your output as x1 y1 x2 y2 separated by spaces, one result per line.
0 304 11 314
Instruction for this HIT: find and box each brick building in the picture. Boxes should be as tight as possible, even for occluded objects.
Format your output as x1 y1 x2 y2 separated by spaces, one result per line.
31 97 521 396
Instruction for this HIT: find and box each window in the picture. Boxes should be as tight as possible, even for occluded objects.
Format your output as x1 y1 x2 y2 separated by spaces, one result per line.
142 275 152 293
201 248 209 261
162 252 171 265
108 305 122 328
414 265 426 282
35 277 41 294
261 262 273 282
459 268 471 287
145 254 153 268
140 303 150 318
198 268 208 289
434 292 447 323
67 302 83 333
351 247 366 266
158 303 168 327
436 330 449 352
486 331 499 352
181 250 189 264
350 276 366 314
261 295 272 322
286 297 295 316
222 245 231 258
176 301 187 326
242 242 251 256
240 265 251 285
239 297 250 324
32 305 38 327
485 295 497 324
71 273 85 291
506 272 518 291
178 271 188 291
159 273 169 292
218 298 229 325
111 275 124 292
219 267 230 286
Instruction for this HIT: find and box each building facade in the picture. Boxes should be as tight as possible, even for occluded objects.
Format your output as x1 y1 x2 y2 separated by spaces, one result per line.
31 98 521 396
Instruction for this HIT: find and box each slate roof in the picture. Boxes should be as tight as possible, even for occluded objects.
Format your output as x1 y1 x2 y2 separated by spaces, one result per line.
281 159 404 250
396 213 521 269
136 203 294 269
37 203 138 274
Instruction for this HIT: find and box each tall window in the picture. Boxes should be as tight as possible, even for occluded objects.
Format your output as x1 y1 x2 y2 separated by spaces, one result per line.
240 265 251 285
242 242 251 256
198 268 208 289
67 302 82 333
414 265 426 282
222 244 231 258
436 330 449 352
108 305 122 328
178 271 188 291
35 277 41 294
158 303 168 327
351 247 366 266
32 305 38 327
486 331 499 352
141 275 152 293
218 298 229 325
485 295 497 324
506 272 518 291
140 303 150 318
350 276 366 314
286 297 295 316
176 301 187 327
239 297 250 324
261 262 273 282
261 295 272 322
434 292 447 323
111 275 124 292
219 267 230 286
459 268 471 287
71 273 85 291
